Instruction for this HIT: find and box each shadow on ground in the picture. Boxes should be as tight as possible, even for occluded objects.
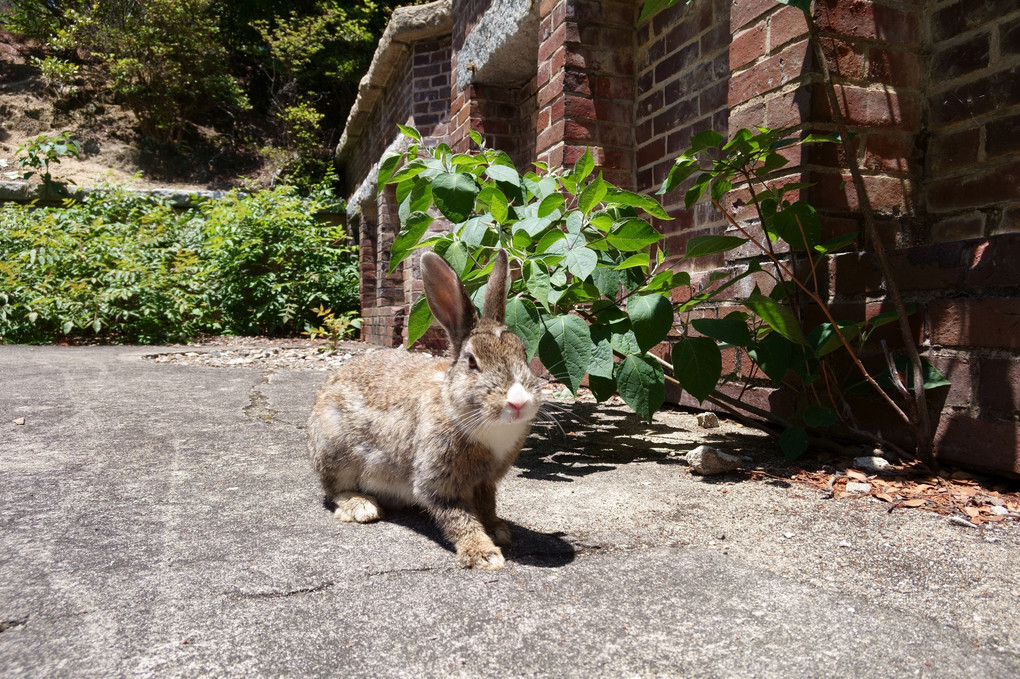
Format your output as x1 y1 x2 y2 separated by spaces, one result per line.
518 400 776 483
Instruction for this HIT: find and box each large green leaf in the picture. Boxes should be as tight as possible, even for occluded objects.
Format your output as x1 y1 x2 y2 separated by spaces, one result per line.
389 212 433 273
770 201 820 251
803 406 837 428
504 297 542 359
431 172 479 223
616 354 665 422
588 374 617 403
807 320 861 358
588 324 615 379
406 293 434 347
524 260 552 311
671 337 722 403
565 247 598 281
573 148 595 183
485 164 521 185
627 293 674 353
684 235 747 258
591 266 621 299
748 331 794 384
608 218 663 250
579 172 608 214
538 313 593 395
692 316 752 347
538 193 565 218
743 292 806 345
605 188 672 220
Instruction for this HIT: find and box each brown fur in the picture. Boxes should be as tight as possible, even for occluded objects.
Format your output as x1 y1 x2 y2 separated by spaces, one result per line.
307 251 541 570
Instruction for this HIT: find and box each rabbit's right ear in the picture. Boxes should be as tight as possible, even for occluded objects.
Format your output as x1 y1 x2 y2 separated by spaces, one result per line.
421 251 476 355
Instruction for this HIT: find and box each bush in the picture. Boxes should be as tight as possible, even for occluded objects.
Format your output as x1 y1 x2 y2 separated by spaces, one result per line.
0 183 358 344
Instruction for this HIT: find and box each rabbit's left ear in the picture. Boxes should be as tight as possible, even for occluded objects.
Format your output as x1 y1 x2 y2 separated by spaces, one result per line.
422 251 477 357
482 249 508 324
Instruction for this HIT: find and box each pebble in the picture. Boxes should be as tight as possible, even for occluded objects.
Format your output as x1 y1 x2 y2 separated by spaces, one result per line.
845 481 872 494
853 456 892 472
988 505 1009 516
696 412 719 429
13 417 25 425
948 516 977 529
685 445 740 476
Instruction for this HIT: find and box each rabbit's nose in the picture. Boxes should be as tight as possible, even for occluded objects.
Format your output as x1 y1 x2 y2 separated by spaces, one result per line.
507 382 532 411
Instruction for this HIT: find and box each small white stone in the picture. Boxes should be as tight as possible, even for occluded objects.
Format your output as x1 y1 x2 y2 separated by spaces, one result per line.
988 505 1009 516
13 417 25 425
686 445 740 475
783 532 795 539
854 456 891 472
696 412 719 429
845 481 872 494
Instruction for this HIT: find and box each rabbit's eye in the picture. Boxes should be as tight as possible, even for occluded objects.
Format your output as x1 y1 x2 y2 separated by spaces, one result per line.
466 353 480 371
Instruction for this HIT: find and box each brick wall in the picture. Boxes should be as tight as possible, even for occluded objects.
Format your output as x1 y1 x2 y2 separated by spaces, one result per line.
537 0 637 188
338 0 1020 474
919 0 1020 472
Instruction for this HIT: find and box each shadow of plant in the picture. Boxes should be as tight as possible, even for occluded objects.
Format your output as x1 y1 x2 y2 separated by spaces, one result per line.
518 400 778 482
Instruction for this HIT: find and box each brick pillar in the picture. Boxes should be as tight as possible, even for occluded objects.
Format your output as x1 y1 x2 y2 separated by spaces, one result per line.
536 0 636 187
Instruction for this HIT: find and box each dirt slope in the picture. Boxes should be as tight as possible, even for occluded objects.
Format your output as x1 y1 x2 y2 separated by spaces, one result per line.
0 32 270 192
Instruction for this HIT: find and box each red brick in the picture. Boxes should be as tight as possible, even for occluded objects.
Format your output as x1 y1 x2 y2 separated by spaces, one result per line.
730 0 777 32
926 127 980 176
564 118 596 142
814 85 923 131
929 65 1020 128
816 0 921 46
930 212 986 243
964 235 1020 289
730 24 766 70
985 113 1020 161
931 0 1018 43
768 4 808 50
809 171 910 214
823 37 866 81
929 297 1020 350
934 414 1020 476
927 158 1020 213
931 31 991 83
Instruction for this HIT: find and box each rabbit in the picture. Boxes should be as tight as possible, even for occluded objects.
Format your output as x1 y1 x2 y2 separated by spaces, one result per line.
307 249 542 570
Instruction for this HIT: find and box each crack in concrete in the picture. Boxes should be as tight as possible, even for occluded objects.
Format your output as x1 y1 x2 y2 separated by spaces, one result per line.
0 616 28 632
242 372 280 423
230 581 335 600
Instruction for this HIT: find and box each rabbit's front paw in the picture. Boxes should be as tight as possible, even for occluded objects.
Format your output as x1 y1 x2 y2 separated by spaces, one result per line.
457 538 506 570
334 493 383 523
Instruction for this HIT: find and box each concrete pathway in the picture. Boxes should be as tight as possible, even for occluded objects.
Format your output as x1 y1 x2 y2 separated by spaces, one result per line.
1 345 1017 677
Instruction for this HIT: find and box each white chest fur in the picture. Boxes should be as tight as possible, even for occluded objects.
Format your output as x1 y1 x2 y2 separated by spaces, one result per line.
469 419 532 465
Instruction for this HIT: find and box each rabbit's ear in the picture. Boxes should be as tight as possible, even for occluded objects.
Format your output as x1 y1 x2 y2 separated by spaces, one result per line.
482 249 508 324
422 251 476 353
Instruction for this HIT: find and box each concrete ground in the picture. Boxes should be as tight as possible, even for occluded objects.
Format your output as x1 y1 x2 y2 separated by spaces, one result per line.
1 344 1017 678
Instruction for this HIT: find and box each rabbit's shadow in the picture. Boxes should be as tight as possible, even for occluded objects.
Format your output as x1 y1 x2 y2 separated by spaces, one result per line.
324 499 575 568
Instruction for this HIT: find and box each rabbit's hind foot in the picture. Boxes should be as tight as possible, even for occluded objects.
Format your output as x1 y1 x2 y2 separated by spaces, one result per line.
333 492 383 523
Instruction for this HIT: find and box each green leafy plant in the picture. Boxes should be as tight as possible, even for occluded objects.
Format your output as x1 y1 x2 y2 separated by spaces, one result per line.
6 132 82 193
30 55 80 97
379 125 946 461
304 304 362 350
0 180 358 344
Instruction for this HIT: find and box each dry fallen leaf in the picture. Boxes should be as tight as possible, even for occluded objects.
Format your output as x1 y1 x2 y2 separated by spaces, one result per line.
902 498 927 508
846 470 868 481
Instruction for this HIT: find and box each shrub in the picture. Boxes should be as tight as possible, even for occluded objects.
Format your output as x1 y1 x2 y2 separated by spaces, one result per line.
0 182 358 344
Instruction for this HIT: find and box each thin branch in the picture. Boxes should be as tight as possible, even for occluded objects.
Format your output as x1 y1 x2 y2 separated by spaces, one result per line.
713 197 912 426
804 9 932 464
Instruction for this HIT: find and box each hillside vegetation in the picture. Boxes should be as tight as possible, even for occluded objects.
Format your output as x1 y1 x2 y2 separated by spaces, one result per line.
0 0 406 191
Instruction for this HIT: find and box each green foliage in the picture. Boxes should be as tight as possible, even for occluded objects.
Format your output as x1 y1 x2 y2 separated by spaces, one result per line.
0 182 358 344
5 132 81 191
381 126 947 456
30 55 80 97
101 0 250 142
303 304 362 350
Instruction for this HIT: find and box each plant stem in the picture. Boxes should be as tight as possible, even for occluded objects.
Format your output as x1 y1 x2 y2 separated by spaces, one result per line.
804 8 933 466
